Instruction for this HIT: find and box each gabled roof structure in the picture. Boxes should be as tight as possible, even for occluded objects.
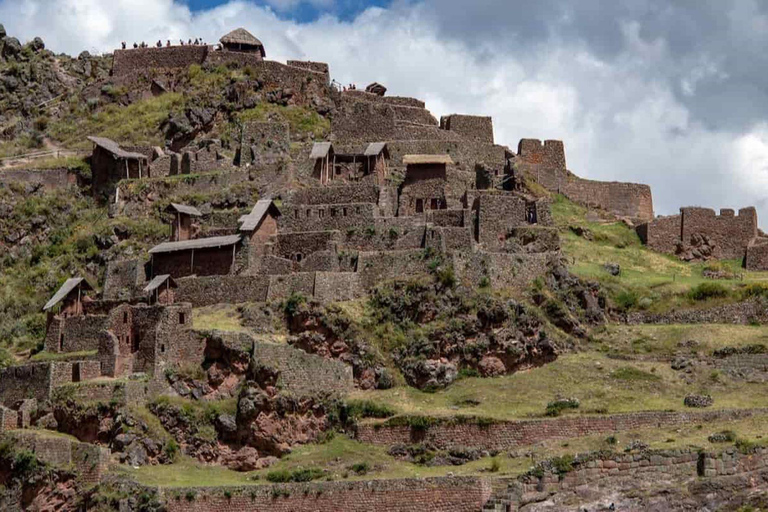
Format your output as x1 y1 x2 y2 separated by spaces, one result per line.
310 142 333 160
365 82 387 96
43 278 93 311
364 142 388 157
87 136 147 160
166 203 203 217
148 235 242 255
403 154 454 165
239 199 281 232
143 274 178 293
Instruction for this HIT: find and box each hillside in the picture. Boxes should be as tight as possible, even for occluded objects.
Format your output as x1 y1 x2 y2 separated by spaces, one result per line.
0 26 767 512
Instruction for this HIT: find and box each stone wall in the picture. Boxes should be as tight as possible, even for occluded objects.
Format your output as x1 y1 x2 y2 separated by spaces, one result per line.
452 252 555 291
161 477 491 512
0 168 77 190
0 407 17 432
681 207 757 259
9 431 110 484
517 139 566 169
356 250 431 289
279 202 378 233
356 408 768 451
112 46 208 77
44 315 108 353
103 259 147 301
440 115 494 144
746 239 768 270
266 273 316 300
176 275 270 306
0 363 52 405
252 342 353 395
286 183 380 206
286 60 329 77
636 214 681 254
314 272 362 302
625 298 768 325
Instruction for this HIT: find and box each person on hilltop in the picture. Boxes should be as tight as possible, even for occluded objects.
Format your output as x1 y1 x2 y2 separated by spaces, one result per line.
121 41 126 49
133 42 138 49
180 39 185 46
166 40 171 47
156 40 162 48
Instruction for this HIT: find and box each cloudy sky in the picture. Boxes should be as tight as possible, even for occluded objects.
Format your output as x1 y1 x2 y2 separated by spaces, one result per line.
2 0 768 220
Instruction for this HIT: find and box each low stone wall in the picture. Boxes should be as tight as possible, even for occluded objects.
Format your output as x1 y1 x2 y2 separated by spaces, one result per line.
286 184 380 206
9 431 110 484
266 273 316 301
252 342 353 396
356 408 768 451
314 272 362 302
356 250 431 290
0 168 77 190
161 477 491 512
53 379 167 406
746 240 768 270
176 275 270 306
452 252 555 291
626 298 768 325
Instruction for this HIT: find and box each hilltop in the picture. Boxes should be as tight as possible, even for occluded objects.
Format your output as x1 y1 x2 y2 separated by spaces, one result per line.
0 25 767 512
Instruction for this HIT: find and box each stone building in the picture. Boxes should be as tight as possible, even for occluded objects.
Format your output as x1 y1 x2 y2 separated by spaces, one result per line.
89 136 149 199
239 199 281 272
219 28 265 58
637 206 759 263
149 235 244 278
43 277 93 319
143 274 177 305
398 154 453 216
165 203 202 242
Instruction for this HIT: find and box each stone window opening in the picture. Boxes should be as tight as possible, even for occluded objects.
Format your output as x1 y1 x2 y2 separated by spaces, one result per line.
356 206 361 214
526 204 538 224
294 210 299 219
123 311 128 324
319 209 325 218
295 253 303 263
71 363 81 383
430 198 439 210
58 332 64 352
343 207 348 216
306 209 311 218
416 199 424 213
160 344 165 354
331 208 337 217
132 333 140 353
179 312 186 325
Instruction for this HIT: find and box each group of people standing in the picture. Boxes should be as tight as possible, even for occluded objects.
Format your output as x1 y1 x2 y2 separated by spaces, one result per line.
121 38 207 50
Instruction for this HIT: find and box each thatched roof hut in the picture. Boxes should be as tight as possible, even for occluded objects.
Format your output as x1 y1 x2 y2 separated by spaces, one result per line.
220 28 265 57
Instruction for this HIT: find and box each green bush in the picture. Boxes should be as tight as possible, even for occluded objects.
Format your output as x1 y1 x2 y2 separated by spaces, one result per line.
266 468 324 483
345 400 397 419
688 282 730 301
457 368 481 380
282 292 306 317
545 397 580 417
614 290 639 311
349 462 369 475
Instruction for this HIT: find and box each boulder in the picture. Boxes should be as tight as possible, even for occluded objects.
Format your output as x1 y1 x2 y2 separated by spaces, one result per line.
28 37 44 52
2 37 21 58
684 394 713 408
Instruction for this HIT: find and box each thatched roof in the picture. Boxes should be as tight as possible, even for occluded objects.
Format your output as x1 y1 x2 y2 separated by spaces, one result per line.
43 278 93 311
239 199 281 232
220 28 263 48
364 142 388 157
365 82 387 96
87 136 147 160
166 203 202 217
310 142 333 160
149 235 242 255
143 274 177 294
403 154 454 165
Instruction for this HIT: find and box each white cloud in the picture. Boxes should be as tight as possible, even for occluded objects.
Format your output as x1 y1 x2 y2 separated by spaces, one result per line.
1 0 767 223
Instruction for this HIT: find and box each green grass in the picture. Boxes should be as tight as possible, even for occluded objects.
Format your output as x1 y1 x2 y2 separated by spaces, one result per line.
193 305 247 333
48 93 184 150
235 103 330 140
348 351 768 420
29 350 97 362
591 323 768 359
551 194 768 314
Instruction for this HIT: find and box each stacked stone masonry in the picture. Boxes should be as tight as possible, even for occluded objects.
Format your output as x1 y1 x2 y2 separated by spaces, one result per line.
356 409 768 451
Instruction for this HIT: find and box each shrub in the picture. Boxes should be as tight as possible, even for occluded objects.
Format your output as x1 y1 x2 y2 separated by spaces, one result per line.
163 439 180 461
545 397 580 417
551 454 574 477
266 468 324 483
610 367 661 382
478 276 491 288
458 368 481 380
435 266 456 289
614 290 639 311
345 400 397 419
488 457 500 473
349 462 369 475
282 292 306 316
708 430 737 443
688 282 730 301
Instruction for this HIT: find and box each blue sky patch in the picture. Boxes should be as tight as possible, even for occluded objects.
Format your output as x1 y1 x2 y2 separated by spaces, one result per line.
183 0 391 23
